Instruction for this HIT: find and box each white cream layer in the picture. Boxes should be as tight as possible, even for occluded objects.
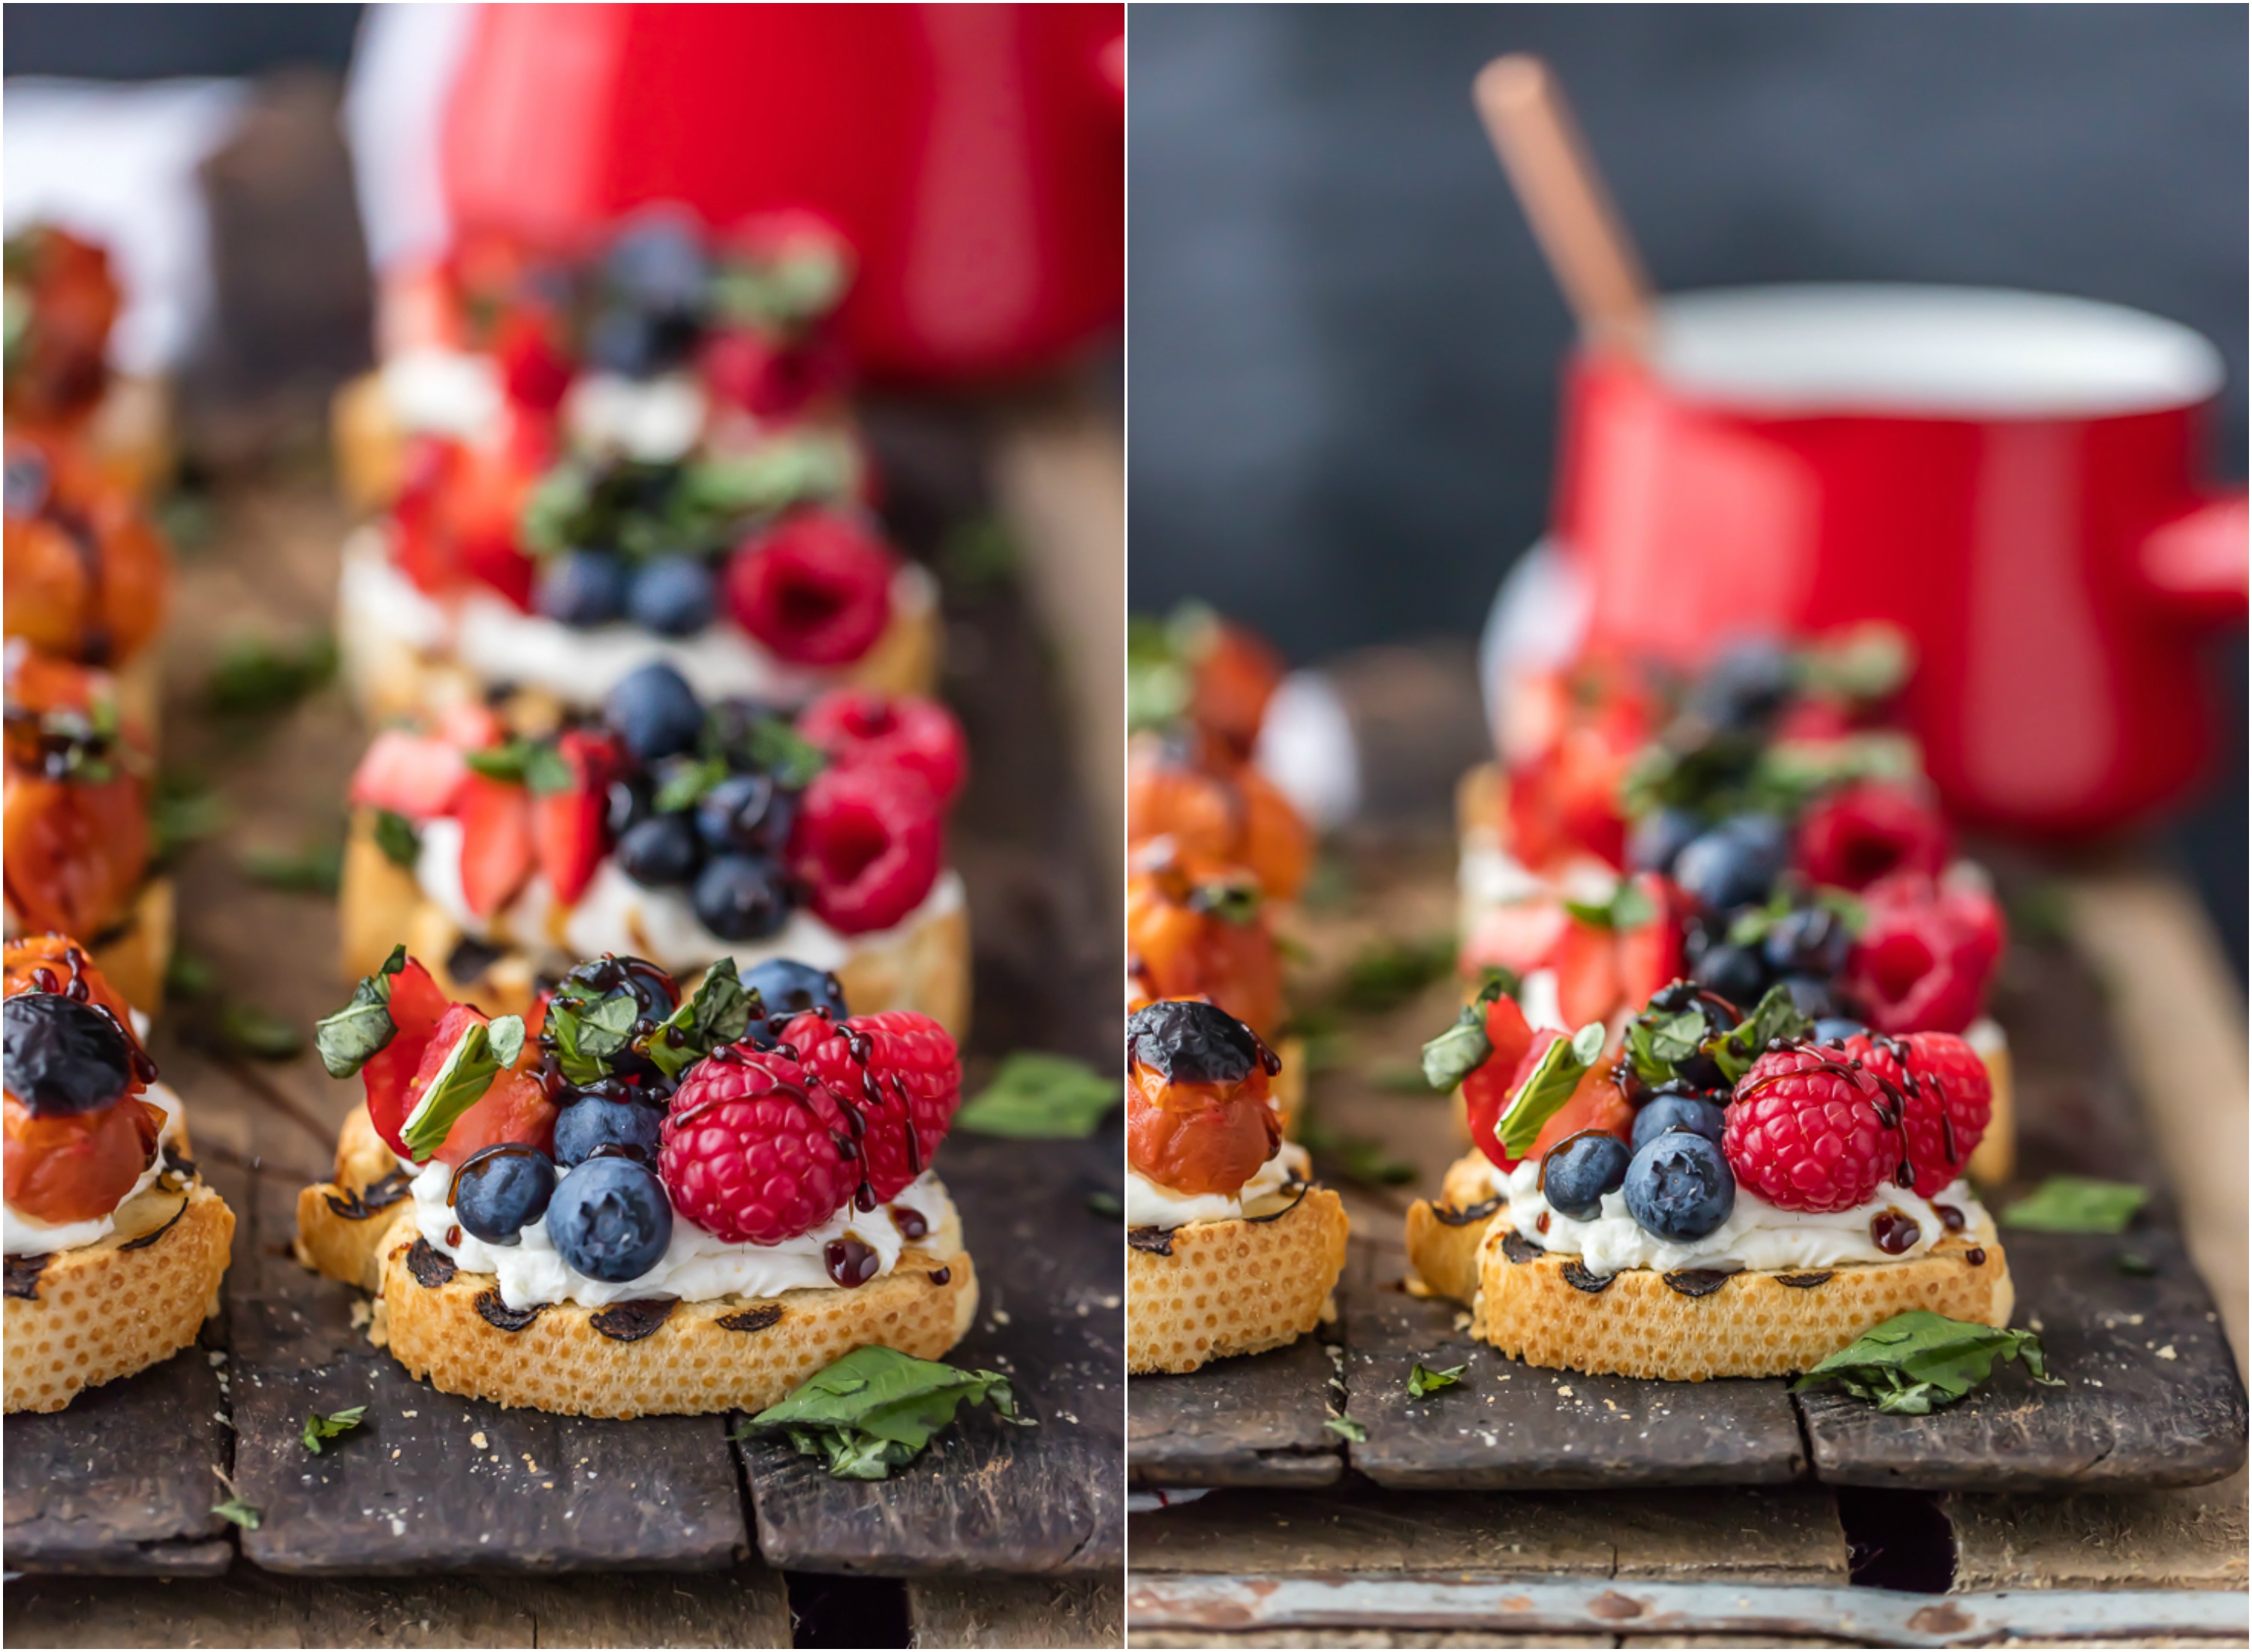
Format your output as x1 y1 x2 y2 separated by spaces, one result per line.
1490 1155 1991 1277
407 1157 959 1311
381 347 504 438
2 1082 186 1255
1125 1140 1311 1229
412 814 963 976
341 528 936 708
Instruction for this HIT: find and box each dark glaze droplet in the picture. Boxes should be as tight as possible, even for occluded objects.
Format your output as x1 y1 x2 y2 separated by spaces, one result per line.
716 1304 784 1333
405 1238 457 1288
1964 1247 1986 1267
1535 1211 1552 1235
1126 1226 1173 1256
444 1224 463 1249
1934 1202 1967 1233
1870 1210 1922 1255
475 1289 543 1333
1434 1196 1501 1228
1775 1271 1834 1289
927 1267 951 1285
891 1205 928 1241
824 1235 880 1288
1500 1232 1543 1265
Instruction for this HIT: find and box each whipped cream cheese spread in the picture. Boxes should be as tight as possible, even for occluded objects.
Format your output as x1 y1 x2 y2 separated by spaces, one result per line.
1490 1155 1991 1277
412 814 964 976
406 1157 959 1311
381 348 504 439
1126 1140 1311 1229
2 1082 185 1255
341 530 938 707
563 372 709 462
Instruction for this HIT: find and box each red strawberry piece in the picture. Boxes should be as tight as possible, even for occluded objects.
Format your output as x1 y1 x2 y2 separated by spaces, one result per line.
1615 872 1688 1009
389 438 461 594
793 1010 964 1202
1526 1067 1633 1163
790 763 944 934
1459 896 1570 981
455 774 537 918
362 957 455 1158
531 730 618 905
493 308 573 414
1845 871 2005 1035
798 690 968 805
1551 916 1620 1028
431 1063 558 1167
1775 700 1856 742
381 1001 486 1160
1796 781 1951 891
349 730 467 822
658 1046 862 1244
722 511 896 667
1724 1045 1894 1212
1838 1031 1992 1198
436 700 506 751
1462 992 1540 1172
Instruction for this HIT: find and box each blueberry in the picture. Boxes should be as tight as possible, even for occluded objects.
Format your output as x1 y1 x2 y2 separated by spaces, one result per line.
1622 1131 1736 1241
2 994 134 1116
552 1097 665 1168
1813 1016 1869 1046
1630 1094 1728 1154
626 556 715 636
584 307 670 378
543 1157 673 1283
1673 815 1789 912
1762 905 1851 979
607 776 654 838
452 1148 556 1244
691 854 790 940
601 209 711 317
1628 808 1703 876
535 551 630 627
694 772 792 855
1128 998 1263 1086
1691 942 1767 1010
5 448 50 519
1540 1133 1632 1220
742 958 848 1036
1779 975 1840 1019
604 661 705 761
1689 639 1796 730
617 815 701 886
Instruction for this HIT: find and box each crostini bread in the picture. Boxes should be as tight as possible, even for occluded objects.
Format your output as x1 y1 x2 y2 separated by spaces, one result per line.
336 810 973 1038
5 1178 234 1413
1127 1187 1350 1375
1406 1151 2013 1383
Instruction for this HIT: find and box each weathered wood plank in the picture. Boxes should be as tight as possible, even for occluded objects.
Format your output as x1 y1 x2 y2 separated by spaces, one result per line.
1128 1333 1344 1490
227 1169 748 1575
1342 1244 1808 1491
741 1135 1124 1575
908 1573 1126 1648
1947 1466 2248 1594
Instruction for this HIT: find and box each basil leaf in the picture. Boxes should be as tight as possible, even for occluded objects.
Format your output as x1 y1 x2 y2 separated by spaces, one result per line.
653 755 728 814
1406 1362 1465 1399
643 960 757 1079
1792 1310 2059 1414
745 1346 1023 1481
1495 1022 1606 1158
956 1053 1120 1139
745 719 827 790
301 1404 368 1455
1420 975 1510 1093
1186 877 1262 926
206 630 338 718
210 1496 263 1530
545 988 643 1086
522 743 577 796
486 1014 526 1071
314 948 405 1079
1703 983 1814 1085
2002 1177 2149 1235
398 1019 504 1161
462 742 533 784
1564 881 1655 933
1323 1415 1368 1443
372 808 421 868
1798 624 1913 704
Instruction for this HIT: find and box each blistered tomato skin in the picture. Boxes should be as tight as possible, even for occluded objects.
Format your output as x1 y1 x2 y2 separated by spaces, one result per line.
2 1093 162 1226
1125 1062 1280 1199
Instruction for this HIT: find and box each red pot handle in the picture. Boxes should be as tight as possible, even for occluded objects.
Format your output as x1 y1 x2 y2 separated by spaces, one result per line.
2138 489 2248 624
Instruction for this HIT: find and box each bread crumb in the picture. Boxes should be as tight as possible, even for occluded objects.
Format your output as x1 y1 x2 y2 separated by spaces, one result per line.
471 1430 489 1449
2157 1345 2178 1360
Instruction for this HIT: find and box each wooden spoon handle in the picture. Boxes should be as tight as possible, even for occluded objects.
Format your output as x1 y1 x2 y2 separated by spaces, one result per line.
1474 53 1654 354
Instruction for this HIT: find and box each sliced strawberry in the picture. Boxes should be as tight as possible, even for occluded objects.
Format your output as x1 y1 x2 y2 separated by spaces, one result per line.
429 1061 558 1166
1615 872 1688 1009
456 774 535 918
1552 916 1621 1028
363 961 461 1157
1527 1067 1633 1162
494 308 573 414
436 700 505 751
349 731 468 822
1459 896 1570 981
1461 993 1540 1172
532 730 617 905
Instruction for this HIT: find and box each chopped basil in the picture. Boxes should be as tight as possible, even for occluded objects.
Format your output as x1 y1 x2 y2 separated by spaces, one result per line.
1407 1362 1466 1399
397 1015 522 1161
1495 1023 1606 1159
314 946 405 1079
1420 974 1513 1093
543 984 643 1085
372 809 420 868
743 718 827 790
642 959 758 1080
1703 982 1814 1085
1323 1415 1368 1443
956 1053 1120 1139
301 1404 368 1455
2002 1177 2149 1235
742 1345 1025 1481
1562 880 1656 932
1793 1310 2058 1415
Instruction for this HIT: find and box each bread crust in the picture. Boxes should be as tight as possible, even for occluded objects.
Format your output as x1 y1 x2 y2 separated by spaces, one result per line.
1406 1151 2013 1382
294 1103 416 1293
1127 1187 1349 1375
336 809 971 1038
5 1178 234 1413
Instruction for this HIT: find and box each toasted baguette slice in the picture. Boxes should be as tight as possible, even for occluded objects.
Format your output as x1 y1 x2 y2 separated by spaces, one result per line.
1128 1186 1349 1376
335 810 972 1038
294 1103 415 1293
5 1178 234 1413
1409 1150 2014 1382
370 1211 976 1419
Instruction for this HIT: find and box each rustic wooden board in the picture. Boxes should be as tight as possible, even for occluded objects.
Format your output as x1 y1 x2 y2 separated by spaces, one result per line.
228 1168 749 1575
906 1574 1126 1649
1128 1327 1343 1490
1341 1245 1808 1490
1800 1226 2246 1491
741 1135 1125 1575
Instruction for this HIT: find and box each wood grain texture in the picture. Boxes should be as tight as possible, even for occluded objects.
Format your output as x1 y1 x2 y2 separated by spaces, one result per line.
1128 1333 1344 1488
907 1574 1125 1648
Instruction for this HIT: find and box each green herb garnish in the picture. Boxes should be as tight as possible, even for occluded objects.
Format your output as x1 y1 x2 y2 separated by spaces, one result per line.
2002 1177 2149 1235
1407 1362 1466 1399
640 959 760 1080
206 631 337 718
1420 973 1513 1093
1495 1023 1606 1159
742 718 826 790
239 837 345 895
314 946 405 1079
956 1053 1120 1139
396 1016 522 1160
743 1346 1025 1481
1702 982 1814 1085
1338 933 1457 1015
301 1405 368 1455
210 1496 262 1530
1793 1310 2059 1415
372 809 420 869
543 982 643 1086
1562 880 1656 932
1323 1415 1368 1443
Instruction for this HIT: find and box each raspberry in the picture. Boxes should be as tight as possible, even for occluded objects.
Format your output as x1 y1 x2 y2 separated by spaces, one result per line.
799 690 968 805
791 1010 962 1202
658 1047 860 1244
722 511 896 667
790 763 944 934
1723 1046 1895 1212
1838 1031 1991 1197
1845 871 2005 1034
1796 781 1950 891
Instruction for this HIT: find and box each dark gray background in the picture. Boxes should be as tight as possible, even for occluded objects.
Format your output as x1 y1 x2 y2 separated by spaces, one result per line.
1128 3 2247 970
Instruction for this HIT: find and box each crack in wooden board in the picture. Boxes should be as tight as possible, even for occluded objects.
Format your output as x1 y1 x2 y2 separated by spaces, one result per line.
227 1170 748 1575
742 1134 1124 1574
